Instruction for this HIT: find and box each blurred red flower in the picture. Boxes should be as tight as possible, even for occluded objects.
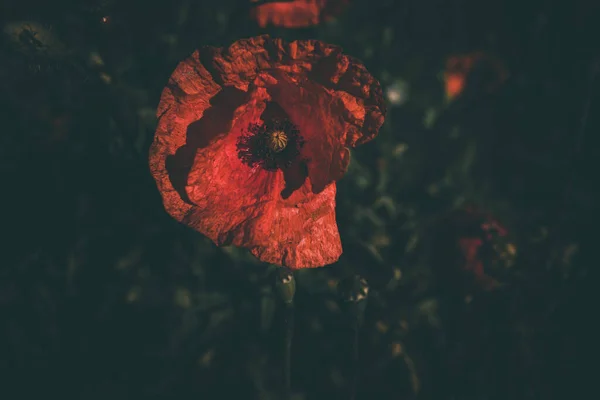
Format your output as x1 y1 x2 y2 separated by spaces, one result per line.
444 52 508 100
432 207 513 291
456 208 510 290
250 0 348 28
149 35 385 268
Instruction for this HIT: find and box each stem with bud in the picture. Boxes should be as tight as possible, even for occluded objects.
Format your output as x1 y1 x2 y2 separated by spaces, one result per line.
341 275 369 400
276 268 296 400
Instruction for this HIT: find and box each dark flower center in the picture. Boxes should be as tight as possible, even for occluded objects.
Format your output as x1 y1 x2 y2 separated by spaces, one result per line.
237 118 304 171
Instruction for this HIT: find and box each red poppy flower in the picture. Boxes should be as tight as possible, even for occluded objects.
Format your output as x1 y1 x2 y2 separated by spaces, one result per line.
250 0 349 28
457 237 499 290
432 207 513 291
456 208 511 290
444 52 508 100
149 35 385 269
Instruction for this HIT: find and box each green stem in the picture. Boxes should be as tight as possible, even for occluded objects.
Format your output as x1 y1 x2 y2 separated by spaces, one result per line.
275 268 296 399
341 275 368 400
284 301 294 399
350 302 360 400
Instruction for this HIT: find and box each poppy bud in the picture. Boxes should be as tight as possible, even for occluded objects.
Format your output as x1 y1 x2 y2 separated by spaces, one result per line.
275 268 296 304
339 275 369 325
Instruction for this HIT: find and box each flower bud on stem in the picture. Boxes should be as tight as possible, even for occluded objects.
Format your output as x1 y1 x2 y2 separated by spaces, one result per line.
339 275 369 400
275 267 296 400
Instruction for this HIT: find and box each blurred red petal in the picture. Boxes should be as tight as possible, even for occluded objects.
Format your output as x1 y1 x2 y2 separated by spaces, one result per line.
250 0 348 28
455 209 508 290
444 52 508 100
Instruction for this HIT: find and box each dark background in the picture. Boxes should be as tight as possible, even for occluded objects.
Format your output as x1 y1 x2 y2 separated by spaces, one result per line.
1 0 596 399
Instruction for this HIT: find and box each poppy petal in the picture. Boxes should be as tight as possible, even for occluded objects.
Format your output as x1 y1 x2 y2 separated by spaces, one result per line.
260 71 346 193
149 51 222 221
